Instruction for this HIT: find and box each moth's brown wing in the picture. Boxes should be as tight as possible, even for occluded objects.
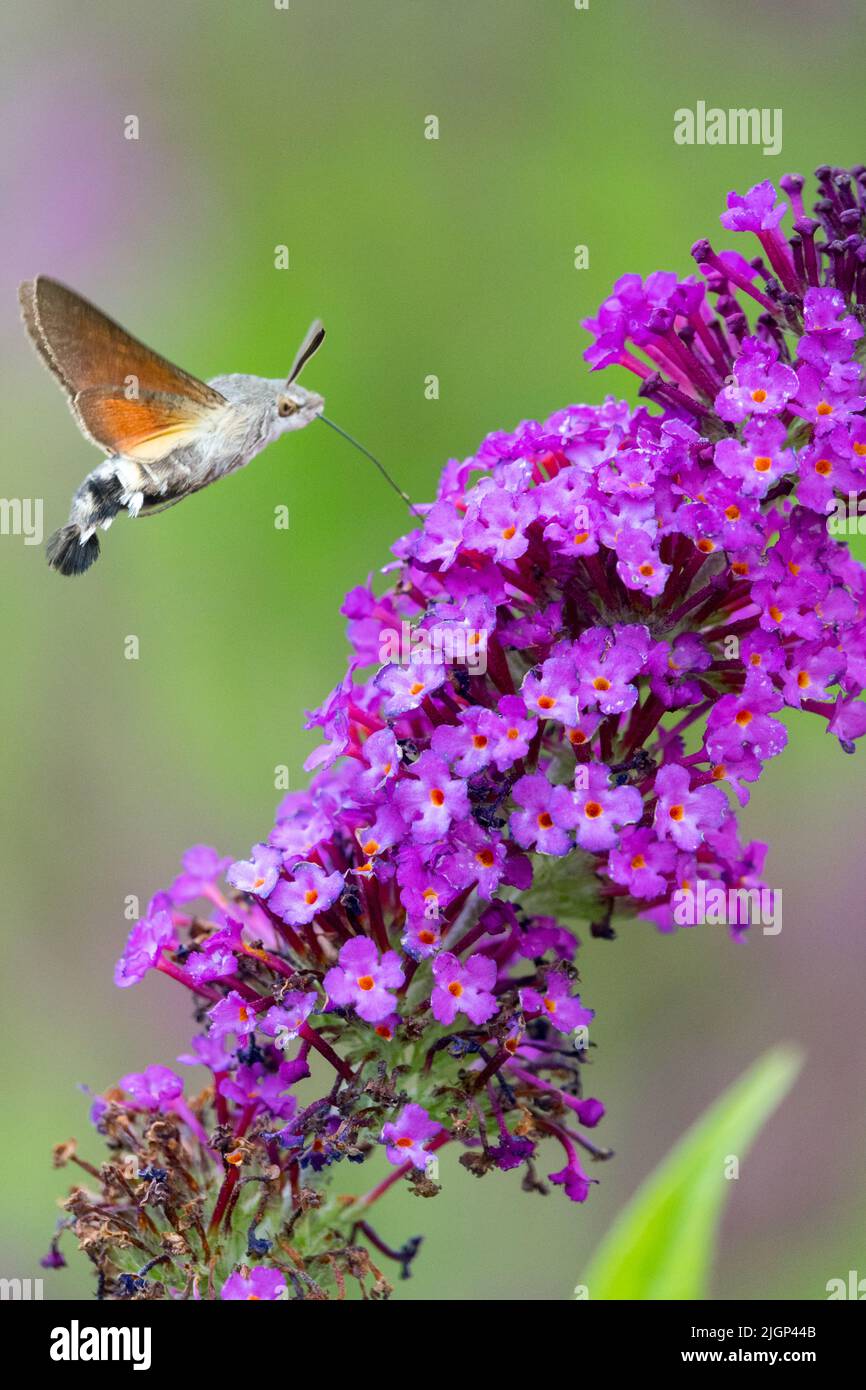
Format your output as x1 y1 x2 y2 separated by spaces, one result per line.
73 386 226 462
19 277 226 450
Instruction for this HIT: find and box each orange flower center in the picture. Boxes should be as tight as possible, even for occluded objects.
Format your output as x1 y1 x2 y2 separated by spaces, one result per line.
735 709 753 727
593 676 611 691
537 811 554 830
815 458 832 476
630 853 647 870
357 975 375 991
668 804 685 822
476 848 495 868
304 889 319 905
537 694 555 711
697 538 715 554
501 525 516 540
584 800 603 819
724 505 740 522
429 787 445 807
750 388 767 403
797 670 811 689
409 681 424 696
753 455 772 473
816 400 833 416
472 734 488 749
448 980 463 998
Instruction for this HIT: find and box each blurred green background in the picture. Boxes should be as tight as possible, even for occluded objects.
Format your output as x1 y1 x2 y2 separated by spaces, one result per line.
2 0 865 1301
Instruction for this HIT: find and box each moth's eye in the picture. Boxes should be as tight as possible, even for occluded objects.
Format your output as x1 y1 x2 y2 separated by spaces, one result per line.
278 397 299 418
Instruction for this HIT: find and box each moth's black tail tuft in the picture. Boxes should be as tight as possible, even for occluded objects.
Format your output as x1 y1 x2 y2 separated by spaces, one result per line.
46 524 100 576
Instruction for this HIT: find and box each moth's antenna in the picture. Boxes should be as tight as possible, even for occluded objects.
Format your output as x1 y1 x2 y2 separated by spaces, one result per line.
319 415 421 518
287 319 326 385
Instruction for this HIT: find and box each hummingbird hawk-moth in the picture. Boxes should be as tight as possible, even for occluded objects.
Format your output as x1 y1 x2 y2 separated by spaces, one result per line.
19 276 328 575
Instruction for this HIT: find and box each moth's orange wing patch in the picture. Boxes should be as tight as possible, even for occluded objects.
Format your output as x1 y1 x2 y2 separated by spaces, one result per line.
73 387 224 461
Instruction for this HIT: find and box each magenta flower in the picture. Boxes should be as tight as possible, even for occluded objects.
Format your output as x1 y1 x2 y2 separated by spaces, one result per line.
119 1066 183 1112
547 1131 597 1204
208 990 259 1041
219 1063 300 1119
227 843 282 898
177 1034 232 1071
706 673 788 763
719 179 787 232
260 992 318 1048
381 1102 441 1170
353 727 402 797
269 862 344 926
714 418 791 498
394 750 470 843
324 937 405 1023
575 626 648 715
522 650 578 724
431 951 498 1026
431 705 504 776
519 974 594 1033
652 763 728 851
573 763 642 852
55 163 866 1301
114 908 175 988
221 1268 287 1301
510 772 579 857
714 339 798 423
169 845 231 903
375 661 446 716
608 827 677 898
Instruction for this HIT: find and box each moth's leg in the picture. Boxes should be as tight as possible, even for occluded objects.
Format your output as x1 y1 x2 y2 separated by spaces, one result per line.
114 458 162 518
139 458 195 513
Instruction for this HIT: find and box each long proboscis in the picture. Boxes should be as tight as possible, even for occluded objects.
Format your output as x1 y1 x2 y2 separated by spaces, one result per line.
319 415 421 517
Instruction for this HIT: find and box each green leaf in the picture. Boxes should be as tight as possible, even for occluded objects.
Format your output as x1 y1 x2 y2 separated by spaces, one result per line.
509 850 602 932
581 1044 803 1300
